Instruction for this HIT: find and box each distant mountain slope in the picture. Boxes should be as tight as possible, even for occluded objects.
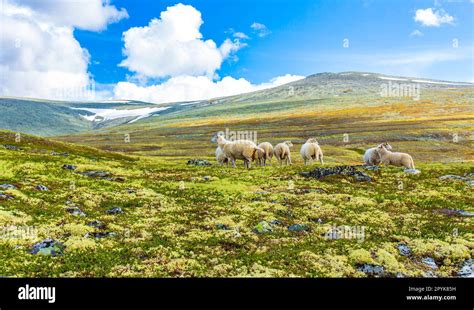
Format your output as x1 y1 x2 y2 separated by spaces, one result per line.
1 72 472 137
206 72 474 105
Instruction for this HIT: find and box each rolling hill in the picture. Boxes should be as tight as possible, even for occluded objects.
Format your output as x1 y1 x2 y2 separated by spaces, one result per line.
1 72 473 138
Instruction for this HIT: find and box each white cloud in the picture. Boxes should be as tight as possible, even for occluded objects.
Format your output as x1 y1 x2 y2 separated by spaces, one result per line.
410 30 423 37
119 4 244 79
0 0 127 100
233 32 249 40
414 8 454 27
251 22 271 37
17 0 128 31
113 74 305 104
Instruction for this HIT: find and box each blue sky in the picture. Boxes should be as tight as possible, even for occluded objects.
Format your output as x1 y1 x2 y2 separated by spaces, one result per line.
75 0 474 84
1 0 473 102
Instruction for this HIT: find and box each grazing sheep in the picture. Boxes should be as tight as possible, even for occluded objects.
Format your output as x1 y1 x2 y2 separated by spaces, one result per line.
364 142 393 165
300 138 324 165
274 141 293 166
215 135 263 168
253 142 273 166
215 146 228 166
376 145 415 169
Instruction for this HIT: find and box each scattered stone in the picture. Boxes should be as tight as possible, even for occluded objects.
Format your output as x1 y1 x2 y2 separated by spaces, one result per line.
203 176 211 181
421 257 438 269
216 224 231 230
423 271 438 278
65 206 86 217
269 219 282 226
87 220 105 229
0 184 17 190
255 191 269 195
78 170 111 179
51 151 69 157
125 188 136 194
187 159 212 166
30 239 64 256
0 192 14 200
3 145 22 151
253 221 272 234
357 264 385 277
362 165 380 171
85 232 117 239
288 224 310 232
111 177 126 182
35 185 49 191
439 174 474 186
397 244 411 256
458 259 473 278
404 168 421 174
62 164 77 170
435 209 474 217
106 207 123 215
301 165 372 182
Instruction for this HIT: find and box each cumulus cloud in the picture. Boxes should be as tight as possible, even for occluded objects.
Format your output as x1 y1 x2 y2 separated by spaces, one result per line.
114 5 302 104
17 0 128 31
0 0 127 100
414 8 454 27
119 4 244 79
113 74 305 104
251 22 271 37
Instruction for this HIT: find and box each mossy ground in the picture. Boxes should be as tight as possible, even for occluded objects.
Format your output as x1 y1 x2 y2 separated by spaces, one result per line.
0 131 472 277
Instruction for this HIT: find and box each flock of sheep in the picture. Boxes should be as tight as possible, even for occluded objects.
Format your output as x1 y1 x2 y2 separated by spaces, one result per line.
211 134 415 169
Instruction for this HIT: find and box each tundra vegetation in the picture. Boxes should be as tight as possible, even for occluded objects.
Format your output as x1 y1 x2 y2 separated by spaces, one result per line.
0 73 473 277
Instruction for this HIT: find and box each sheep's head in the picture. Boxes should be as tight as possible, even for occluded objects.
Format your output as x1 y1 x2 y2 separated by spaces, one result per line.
212 133 225 144
382 142 392 151
306 138 319 144
284 141 293 147
376 144 387 153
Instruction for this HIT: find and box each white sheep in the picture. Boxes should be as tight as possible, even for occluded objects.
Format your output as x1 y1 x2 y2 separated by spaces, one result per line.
215 146 228 166
274 141 293 166
376 145 415 169
364 142 393 165
215 135 263 168
300 138 324 165
253 142 273 166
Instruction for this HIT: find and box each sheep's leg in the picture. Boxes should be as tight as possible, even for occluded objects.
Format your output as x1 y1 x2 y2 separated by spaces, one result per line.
320 154 324 165
288 154 292 166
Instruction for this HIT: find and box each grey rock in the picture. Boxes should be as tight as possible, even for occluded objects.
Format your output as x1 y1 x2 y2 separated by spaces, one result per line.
422 257 438 269
66 206 86 217
397 244 411 256
35 185 49 191
0 192 14 200
30 239 64 256
301 165 371 182
187 159 212 166
458 259 473 278
288 224 310 232
0 184 17 190
78 170 111 178
62 164 77 170
3 145 22 151
357 264 385 277
106 207 123 215
87 220 106 229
